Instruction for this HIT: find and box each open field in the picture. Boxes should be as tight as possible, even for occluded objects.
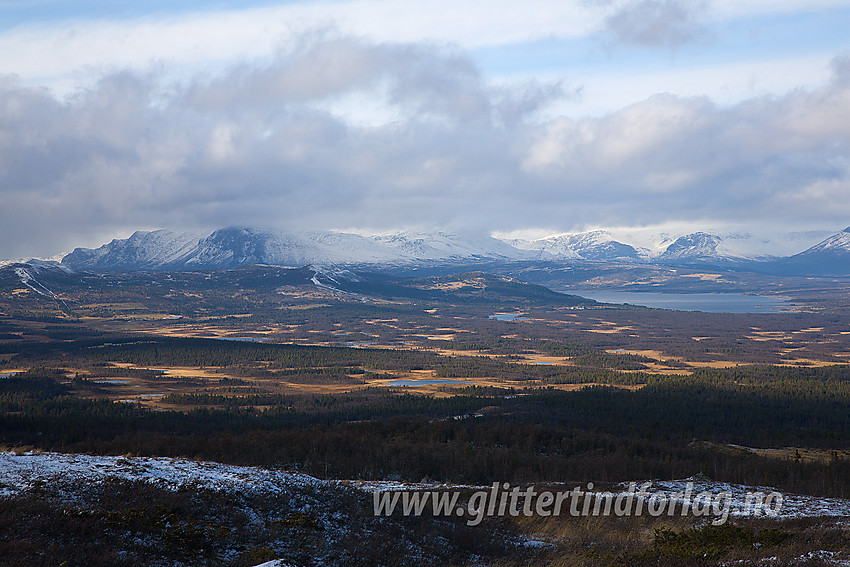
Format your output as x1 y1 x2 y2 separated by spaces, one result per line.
3 264 850 566
4 265 850 410
59 361 650 407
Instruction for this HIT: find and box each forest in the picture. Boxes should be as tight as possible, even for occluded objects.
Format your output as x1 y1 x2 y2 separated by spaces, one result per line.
2 336 850 499
3 264 850 565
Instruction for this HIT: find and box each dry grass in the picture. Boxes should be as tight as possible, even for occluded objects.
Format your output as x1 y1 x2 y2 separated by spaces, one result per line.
495 514 699 567
492 513 850 567
748 446 850 464
584 326 635 334
698 441 850 464
68 360 646 404
509 355 574 366
776 358 840 368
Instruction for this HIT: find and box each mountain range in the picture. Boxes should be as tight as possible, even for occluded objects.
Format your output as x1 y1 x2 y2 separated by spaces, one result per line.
41 226 850 276
767 227 850 276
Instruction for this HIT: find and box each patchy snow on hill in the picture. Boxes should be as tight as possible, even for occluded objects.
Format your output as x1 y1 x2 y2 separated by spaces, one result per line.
4 452 849 522
0 451 323 498
633 477 850 520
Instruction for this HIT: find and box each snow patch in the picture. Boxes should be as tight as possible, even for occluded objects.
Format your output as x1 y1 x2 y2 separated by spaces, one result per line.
511 230 642 261
636 477 850 520
14 267 59 299
0 451 324 498
252 561 298 567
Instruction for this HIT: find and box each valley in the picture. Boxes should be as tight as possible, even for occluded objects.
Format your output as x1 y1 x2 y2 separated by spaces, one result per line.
2 257 850 566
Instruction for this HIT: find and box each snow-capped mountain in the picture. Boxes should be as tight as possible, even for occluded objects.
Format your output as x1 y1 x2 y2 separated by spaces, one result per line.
62 229 202 271
774 227 850 275
182 227 405 269
795 226 850 255
373 230 530 261
61 227 531 271
607 226 833 262
658 232 725 262
655 231 805 264
511 230 643 261
55 225 850 273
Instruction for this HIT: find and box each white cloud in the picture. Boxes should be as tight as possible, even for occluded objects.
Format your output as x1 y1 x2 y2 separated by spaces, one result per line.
0 1 600 92
1 7 849 259
602 0 710 48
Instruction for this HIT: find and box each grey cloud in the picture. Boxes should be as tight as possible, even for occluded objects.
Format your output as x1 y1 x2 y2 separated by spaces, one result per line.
603 0 709 48
832 52 850 86
520 79 850 227
494 81 575 127
184 38 500 124
1 37 849 259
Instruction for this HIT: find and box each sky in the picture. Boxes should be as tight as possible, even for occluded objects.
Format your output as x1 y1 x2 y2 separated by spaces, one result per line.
1 0 850 259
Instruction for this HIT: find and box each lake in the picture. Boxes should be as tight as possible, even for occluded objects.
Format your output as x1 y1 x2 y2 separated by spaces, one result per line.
570 290 795 313
489 313 528 321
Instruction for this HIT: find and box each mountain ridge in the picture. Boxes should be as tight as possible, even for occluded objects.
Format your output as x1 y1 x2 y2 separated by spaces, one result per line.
55 225 850 276
768 226 850 276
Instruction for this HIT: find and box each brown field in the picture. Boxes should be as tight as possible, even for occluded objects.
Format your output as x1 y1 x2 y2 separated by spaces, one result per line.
509 354 574 366
7 268 850 409
702 441 850 464
748 331 796 341
57 359 649 409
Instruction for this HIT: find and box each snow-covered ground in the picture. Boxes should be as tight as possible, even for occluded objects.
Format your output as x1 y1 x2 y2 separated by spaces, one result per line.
631 477 850 520
0 451 323 497
2 452 849 566
0 451 478 501
3 452 849 521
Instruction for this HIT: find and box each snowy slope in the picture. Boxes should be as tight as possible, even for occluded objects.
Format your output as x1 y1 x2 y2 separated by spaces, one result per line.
607 227 833 261
0 451 323 498
183 227 408 269
776 227 850 275
796 227 850 254
2 260 77 305
631 476 850 520
4 452 850 521
511 230 642 261
372 230 531 261
60 227 535 270
655 231 805 263
55 225 850 271
658 232 725 262
62 229 202 270
61 227 412 270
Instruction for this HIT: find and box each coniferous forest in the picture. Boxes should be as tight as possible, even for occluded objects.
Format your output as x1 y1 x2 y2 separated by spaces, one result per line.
2 264 850 566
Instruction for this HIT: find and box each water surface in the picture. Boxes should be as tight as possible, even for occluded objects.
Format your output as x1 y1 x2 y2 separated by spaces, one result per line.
489 313 528 321
570 290 794 313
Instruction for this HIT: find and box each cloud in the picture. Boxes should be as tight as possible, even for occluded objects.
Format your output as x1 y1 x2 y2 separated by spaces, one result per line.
0 1 599 95
0 38 567 257
601 0 710 48
832 52 850 86
1 36 849 259
520 74 850 226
